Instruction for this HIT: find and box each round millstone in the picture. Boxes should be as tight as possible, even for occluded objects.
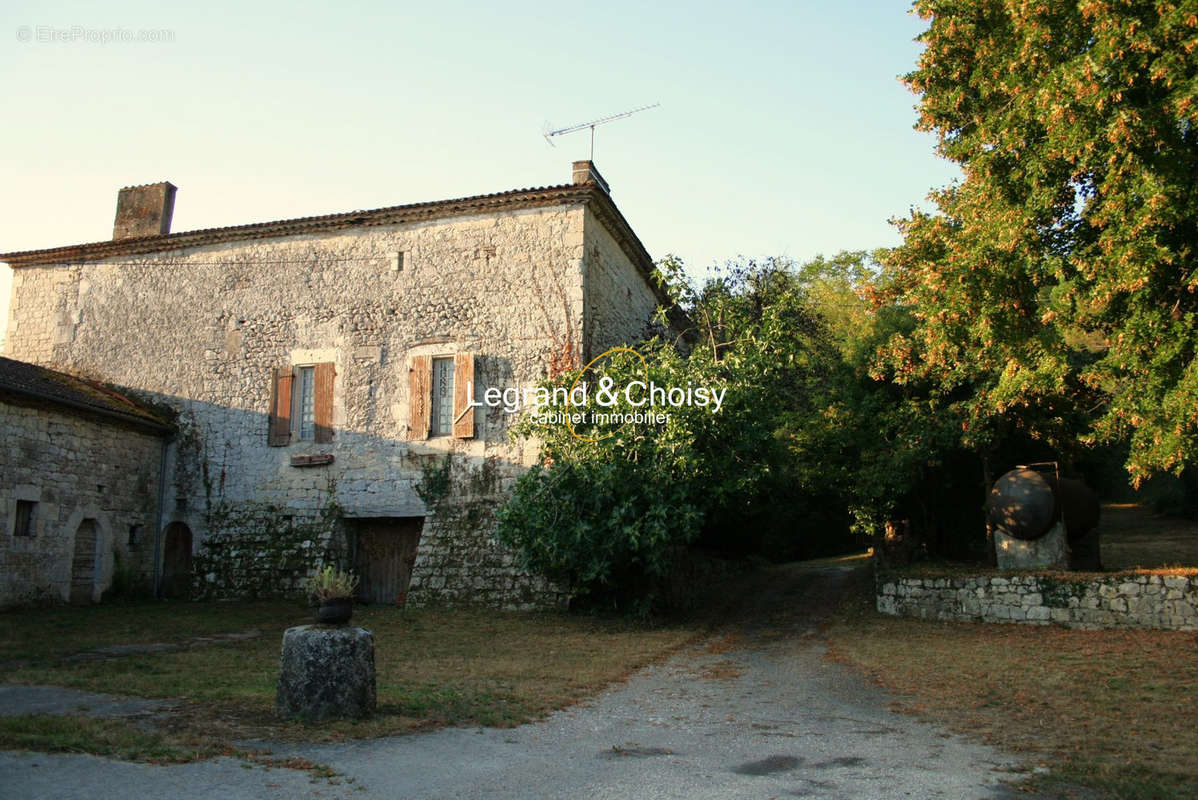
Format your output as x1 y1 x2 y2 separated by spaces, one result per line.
275 624 376 721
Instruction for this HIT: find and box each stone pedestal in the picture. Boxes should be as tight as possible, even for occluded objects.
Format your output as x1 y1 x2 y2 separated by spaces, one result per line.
276 625 376 720
995 520 1068 570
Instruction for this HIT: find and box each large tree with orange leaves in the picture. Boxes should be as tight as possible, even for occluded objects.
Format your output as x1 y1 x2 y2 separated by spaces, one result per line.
880 0 1198 483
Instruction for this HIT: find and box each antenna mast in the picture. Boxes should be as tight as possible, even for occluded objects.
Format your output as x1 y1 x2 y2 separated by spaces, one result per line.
544 102 660 159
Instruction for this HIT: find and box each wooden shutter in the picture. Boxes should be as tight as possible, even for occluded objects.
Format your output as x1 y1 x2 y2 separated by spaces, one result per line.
409 356 431 440
313 362 336 443
453 352 475 439
268 367 293 446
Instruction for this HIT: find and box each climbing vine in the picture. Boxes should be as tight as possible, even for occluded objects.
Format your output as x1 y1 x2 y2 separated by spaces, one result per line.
190 483 346 600
416 453 502 569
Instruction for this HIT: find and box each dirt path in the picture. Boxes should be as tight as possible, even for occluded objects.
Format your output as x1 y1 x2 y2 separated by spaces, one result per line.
0 565 1030 799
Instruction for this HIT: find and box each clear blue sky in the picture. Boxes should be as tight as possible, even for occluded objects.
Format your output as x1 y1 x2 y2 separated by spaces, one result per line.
0 0 958 351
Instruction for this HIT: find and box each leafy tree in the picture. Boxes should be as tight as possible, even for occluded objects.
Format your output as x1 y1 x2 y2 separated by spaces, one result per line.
787 251 987 554
496 258 848 612
881 0 1198 485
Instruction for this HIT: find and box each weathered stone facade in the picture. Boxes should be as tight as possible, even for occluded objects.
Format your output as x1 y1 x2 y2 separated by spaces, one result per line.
876 570 1198 631
0 365 171 606
2 164 666 609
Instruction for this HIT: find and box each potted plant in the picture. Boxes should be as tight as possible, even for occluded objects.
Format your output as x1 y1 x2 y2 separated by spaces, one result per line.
307 565 359 625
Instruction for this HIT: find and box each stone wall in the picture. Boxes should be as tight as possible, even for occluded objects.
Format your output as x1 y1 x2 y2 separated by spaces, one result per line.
876 570 1198 630
0 397 165 606
188 498 345 601
403 454 566 611
5 197 656 608
582 205 661 359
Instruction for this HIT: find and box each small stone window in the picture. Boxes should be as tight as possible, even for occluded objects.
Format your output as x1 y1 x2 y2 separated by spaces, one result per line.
128 524 141 547
13 500 36 537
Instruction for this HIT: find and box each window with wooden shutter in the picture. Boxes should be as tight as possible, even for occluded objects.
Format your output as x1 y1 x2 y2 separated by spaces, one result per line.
296 366 315 440
431 357 455 436
453 352 475 439
268 367 293 446
314 362 336 443
409 355 431 440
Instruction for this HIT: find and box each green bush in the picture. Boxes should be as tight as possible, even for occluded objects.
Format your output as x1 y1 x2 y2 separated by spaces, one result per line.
497 259 851 613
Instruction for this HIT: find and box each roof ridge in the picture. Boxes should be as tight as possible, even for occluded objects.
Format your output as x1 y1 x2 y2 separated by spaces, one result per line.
0 181 594 266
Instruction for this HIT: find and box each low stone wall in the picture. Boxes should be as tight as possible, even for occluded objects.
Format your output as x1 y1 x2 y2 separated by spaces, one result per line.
876 570 1198 630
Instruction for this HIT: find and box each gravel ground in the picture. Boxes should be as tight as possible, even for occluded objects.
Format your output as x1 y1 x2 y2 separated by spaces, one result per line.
0 566 1031 799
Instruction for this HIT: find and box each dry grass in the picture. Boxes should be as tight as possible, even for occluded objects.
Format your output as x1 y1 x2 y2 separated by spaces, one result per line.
0 714 239 763
789 551 874 569
0 600 305 666
879 504 1198 585
0 602 699 743
704 632 744 654
695 660 743 680
826 567 1198 798
1101 503 1198 571
0 714 341 777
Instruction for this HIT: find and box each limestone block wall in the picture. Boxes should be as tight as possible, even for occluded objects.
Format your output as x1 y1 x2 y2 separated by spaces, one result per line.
408 508 565 611
5 199 656 608
582 205 661 358
0 399 164 606
876 570 1198 631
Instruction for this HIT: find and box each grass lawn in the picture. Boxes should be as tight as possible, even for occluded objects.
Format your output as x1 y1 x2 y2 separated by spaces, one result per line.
0 601 699 750
1101 503 1198 570
826 565 1198 799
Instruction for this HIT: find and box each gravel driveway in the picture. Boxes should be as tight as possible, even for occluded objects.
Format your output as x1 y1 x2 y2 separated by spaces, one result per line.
0 566 1029 799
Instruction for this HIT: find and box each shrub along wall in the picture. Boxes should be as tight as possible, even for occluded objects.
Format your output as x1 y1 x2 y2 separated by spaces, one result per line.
876 569 1198 631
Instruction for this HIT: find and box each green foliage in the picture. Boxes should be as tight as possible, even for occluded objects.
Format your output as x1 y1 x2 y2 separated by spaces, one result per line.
881 0 1198 485
496 340 705 615
500 246 1040 601
103 548 151 601
498 257 858 613
306 565 359 602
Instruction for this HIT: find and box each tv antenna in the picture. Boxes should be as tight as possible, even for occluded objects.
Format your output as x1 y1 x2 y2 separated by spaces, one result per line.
543 102 660 159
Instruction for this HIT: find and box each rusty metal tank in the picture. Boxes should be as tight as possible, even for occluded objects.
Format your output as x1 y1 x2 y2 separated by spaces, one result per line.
987 468 1101 542
987 469 1059 540
1048 476 1101 543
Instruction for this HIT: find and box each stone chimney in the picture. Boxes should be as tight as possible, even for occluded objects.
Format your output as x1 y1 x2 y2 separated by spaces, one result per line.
112 182 177 240
571 161 610 194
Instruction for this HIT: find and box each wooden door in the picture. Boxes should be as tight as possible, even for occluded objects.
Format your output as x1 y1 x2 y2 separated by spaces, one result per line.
70 519 98 604
352 518 424 605
160 522 193 598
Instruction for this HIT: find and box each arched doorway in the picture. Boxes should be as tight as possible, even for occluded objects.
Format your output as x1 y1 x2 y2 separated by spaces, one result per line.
70 519 98 604
160 522 193 598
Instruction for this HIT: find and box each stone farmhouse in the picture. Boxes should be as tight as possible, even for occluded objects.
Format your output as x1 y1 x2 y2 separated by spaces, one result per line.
1 162 668 609
0 356 174 605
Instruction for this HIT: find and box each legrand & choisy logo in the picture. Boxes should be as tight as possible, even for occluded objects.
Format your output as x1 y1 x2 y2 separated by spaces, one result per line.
463 347 726 443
